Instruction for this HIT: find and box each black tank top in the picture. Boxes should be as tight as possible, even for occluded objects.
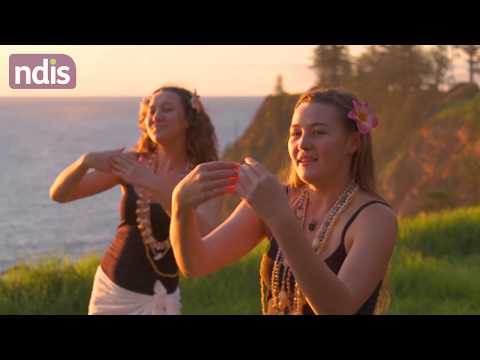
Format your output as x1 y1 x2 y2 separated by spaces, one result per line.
100 182 179 295
261 200 390 315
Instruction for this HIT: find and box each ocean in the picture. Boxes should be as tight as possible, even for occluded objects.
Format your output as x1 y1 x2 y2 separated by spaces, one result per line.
0 96 263 271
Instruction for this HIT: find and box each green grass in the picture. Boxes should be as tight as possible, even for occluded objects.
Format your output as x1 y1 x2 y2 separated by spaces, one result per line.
1 207 479 315
180 241 267 315
387 206 480 314
0 255 99 314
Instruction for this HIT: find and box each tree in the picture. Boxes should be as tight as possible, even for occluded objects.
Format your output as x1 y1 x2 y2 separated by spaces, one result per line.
429 45 453 91
349 46 439 170
454 45 480 83
310 45 352 88
273 74 286 95
354 45 433 96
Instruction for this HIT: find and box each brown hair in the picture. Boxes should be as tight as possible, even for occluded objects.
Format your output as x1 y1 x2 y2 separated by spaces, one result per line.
135 86 218 165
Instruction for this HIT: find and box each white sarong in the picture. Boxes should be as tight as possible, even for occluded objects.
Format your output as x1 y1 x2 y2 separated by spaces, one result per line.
88 266 181 315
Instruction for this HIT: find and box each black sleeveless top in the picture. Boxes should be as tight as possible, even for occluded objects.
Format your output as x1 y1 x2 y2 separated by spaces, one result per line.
100 182 179 295
261 200 390 315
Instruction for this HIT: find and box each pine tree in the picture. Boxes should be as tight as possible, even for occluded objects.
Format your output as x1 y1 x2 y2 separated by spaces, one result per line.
310 45 352 88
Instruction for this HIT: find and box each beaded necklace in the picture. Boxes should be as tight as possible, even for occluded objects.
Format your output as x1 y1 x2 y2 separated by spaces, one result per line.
262 181 358 315
135 152 193 278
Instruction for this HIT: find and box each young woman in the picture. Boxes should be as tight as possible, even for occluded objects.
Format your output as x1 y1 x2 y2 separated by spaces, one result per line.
170 88 398 315
50 86 237 314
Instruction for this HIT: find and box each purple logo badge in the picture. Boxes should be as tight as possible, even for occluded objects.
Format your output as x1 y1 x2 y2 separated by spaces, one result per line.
9 54 76 89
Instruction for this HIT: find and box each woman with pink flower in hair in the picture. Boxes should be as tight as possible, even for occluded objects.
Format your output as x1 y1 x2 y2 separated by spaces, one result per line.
170 87 398 315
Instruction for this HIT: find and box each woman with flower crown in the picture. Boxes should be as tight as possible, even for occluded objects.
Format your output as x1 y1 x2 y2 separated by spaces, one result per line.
170 87 398 315
50 86 238 314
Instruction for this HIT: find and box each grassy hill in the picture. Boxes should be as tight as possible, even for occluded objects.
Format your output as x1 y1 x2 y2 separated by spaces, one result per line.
1 206 479 314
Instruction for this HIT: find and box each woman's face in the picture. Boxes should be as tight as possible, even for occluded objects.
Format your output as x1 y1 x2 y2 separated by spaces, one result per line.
288 102 359 186
145 90 189 145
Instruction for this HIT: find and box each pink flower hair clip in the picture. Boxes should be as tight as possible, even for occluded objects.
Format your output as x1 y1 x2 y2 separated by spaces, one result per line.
190 89 204 114
347 99 379 134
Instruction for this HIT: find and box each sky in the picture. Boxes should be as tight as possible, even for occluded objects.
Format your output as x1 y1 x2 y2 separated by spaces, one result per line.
0 45 471 97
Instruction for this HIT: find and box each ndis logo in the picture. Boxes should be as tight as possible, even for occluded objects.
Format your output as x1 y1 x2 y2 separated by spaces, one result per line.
9 54 76 89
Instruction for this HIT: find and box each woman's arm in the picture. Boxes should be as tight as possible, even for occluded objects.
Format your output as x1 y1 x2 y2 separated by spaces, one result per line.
110 156 227 234
170 162 266 278
49 148 124 203
195 195 223 234
171 199 266 278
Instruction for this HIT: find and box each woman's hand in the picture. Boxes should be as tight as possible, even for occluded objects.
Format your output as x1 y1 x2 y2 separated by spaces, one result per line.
235 157 289 222
82 148 125 173
173 161 240 210
110 152 154 187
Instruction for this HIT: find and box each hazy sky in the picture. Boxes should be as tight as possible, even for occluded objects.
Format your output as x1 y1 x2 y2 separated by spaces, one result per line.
0 45 469 97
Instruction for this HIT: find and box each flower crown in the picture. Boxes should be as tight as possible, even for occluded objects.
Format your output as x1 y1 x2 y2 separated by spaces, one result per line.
347 99 379 134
